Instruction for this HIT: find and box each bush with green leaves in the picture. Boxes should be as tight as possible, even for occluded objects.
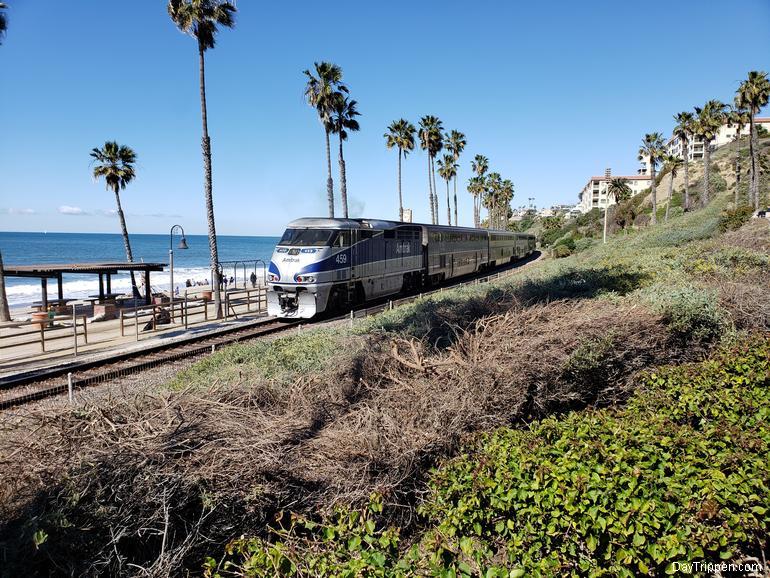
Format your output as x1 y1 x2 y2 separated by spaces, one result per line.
552 244 572 258
207 337 770 577
718 204 754 232
419 337 770 577
573 238 595 253
642 285 727 343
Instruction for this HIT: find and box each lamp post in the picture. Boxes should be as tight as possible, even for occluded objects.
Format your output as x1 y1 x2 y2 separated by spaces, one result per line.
169 224 188 301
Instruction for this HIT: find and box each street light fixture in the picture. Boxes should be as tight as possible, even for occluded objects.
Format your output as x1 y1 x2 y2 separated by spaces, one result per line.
169 224 188 301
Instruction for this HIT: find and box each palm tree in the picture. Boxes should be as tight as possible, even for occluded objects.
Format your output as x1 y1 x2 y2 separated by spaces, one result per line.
419 116 444 224
437 155 458 225
446 130 467 225
673 111 695 211
0 3 8 44
726 104 751 205
484 172 502 229
168 0 236 318
693 100 727 208
384 119 416 221
500 179 514 229
639 132 666 224
736 71 770 210
470 154 489 227
662 155 683 222
467 176 484 228
604 177 631 242
328 94 360 218
303 62 348 218
90 142 141 298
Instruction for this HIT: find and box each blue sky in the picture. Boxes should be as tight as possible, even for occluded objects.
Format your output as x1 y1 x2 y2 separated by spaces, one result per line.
1 0 768 236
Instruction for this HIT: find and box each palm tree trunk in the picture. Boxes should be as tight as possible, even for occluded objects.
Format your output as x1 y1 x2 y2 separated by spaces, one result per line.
338 134 348 218
453 176 458 226
734 137 740 206
431 157 439 225
427 152 434 224
702 141 711 208
603 206 609 244
113 187 140 299
0 251 11 322
665 172 674 222
650 166 657 225
683 139 690 211
325 128 335 218
199 43 222 318
445 179 451 225
749 116 758 210
397 149 403 221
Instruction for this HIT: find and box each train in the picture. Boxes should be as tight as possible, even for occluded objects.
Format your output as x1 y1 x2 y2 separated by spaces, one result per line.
266 218 536 318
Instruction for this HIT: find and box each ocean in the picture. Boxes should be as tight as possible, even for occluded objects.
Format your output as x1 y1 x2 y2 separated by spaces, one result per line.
0 232 280 309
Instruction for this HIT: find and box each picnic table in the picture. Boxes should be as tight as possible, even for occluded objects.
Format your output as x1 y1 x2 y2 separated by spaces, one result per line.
31 298 72 312
89 293 123 304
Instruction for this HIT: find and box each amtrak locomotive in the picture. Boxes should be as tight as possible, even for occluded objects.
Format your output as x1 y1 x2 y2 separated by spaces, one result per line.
267 218 536 318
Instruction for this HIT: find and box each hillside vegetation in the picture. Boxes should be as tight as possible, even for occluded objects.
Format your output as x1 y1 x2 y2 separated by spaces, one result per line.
1 185 769 576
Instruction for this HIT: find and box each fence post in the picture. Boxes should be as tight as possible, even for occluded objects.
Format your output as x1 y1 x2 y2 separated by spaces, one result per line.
349 310 353 329
67 372 74 404
72 305 78 357
82 315 88 343
119 309 124 337
184 294 189 330
134 308 139 341
224 293 229 321
40 323 45 353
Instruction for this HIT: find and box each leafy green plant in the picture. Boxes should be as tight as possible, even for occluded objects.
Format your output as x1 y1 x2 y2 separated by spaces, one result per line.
643 285 727 342
718 204 754 232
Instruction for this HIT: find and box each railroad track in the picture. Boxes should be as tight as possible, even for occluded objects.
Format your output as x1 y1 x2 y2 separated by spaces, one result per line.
0 251 541 409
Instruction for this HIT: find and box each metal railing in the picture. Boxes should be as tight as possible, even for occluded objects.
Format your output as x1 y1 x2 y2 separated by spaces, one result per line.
0 313 89 355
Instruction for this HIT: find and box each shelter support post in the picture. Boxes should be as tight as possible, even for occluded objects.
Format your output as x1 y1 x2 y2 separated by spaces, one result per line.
41 278 48 310
144 270 151 305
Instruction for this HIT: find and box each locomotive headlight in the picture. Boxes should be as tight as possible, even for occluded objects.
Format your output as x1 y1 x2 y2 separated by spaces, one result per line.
295 275 316 283
268 273 279 282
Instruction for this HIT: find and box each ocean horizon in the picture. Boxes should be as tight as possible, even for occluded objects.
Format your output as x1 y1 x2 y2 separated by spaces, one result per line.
0 231 280 308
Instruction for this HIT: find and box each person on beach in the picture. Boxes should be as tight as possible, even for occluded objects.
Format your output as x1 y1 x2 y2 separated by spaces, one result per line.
250 272 257 287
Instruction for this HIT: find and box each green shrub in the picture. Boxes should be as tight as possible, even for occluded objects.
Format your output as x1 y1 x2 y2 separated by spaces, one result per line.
419 338 770 577
643 285 727 342
554 236 576 251
552 244 572 258
573 237 595 253
718 204 754 232
541 227 565 247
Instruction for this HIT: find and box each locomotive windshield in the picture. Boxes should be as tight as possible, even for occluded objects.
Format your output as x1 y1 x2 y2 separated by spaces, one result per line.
278 228 345 247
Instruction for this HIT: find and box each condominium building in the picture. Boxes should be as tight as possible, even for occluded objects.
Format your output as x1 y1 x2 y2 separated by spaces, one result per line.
667 116 770 162
577 169 652 213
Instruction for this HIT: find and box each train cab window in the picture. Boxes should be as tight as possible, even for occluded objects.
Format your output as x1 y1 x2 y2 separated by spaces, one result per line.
396 226 420 240
330 230 350 247
384 229 395 239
